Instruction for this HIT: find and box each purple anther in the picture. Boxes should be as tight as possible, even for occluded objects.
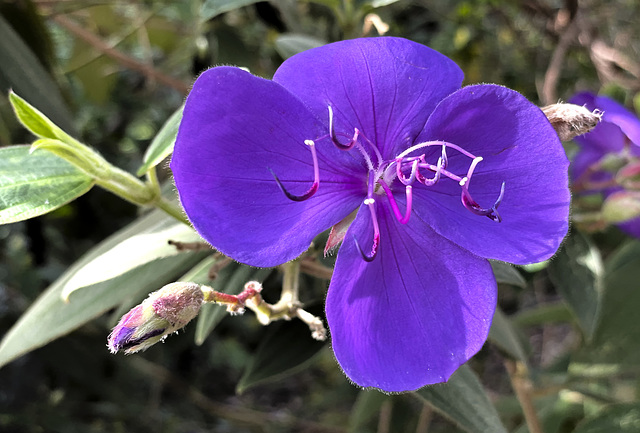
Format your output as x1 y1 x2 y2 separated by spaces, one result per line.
354 171 381 261
396 158 419 185
379 180 412 224
461 181 505 222
354 197 380 262
271 139 320 201
329 106 360 150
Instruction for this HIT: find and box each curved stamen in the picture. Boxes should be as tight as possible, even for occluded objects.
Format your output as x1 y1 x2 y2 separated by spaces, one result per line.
421 153 446 186
396 140 477 161
396 158 419 185
354 197 380 262
354 171 380 261
378 180 412 224
270 140 320 202
459 157 504 222
328 106 360 150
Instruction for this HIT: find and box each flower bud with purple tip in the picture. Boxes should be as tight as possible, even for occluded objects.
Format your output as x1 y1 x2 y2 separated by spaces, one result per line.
108 282 204 354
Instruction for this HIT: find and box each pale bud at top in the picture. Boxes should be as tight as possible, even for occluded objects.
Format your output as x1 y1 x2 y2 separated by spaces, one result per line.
541 103 602 142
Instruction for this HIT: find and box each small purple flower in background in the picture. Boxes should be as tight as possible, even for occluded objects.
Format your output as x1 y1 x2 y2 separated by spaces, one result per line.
171 37 570 392
108 282 204 354
569 92 640 237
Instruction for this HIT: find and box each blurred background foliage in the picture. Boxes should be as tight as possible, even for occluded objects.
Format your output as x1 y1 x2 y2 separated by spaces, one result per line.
1 0 640 432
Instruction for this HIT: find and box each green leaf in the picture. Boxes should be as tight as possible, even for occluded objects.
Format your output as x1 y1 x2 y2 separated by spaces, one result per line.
572 403 640 433
194 261 272 345
274 34 326 59
0 145 94 224
60 215 202 301
488 307 529 362
585 241 640 364
0 212 204 368
200 0 262 21
137 105 183 176
548 232 604 340
236 305 326 393
0 16 74 134
349 390 390 433
490 260 526 288
8 92 76 142
512 302 574 326
414 365 508 433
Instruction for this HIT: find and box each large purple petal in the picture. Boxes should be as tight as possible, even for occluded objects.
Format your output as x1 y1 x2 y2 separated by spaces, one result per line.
171 67 365 267
412 85 570 264
273 37 463 157
326 203 496 392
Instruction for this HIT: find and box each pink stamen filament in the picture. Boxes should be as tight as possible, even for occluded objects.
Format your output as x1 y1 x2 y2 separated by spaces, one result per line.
378 180 412 224
328 106 383 169
459 157 505 222
270 140 320 202
354 170 380 262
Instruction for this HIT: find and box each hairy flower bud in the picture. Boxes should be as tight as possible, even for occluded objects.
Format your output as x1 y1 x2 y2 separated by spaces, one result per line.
602 191 640 224
541 103 602 142
107 282 204 354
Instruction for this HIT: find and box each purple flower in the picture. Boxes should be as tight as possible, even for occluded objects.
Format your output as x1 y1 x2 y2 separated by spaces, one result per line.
569 92 640 237
171 37 570 391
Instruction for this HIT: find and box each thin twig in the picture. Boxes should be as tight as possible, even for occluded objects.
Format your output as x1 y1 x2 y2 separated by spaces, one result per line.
504 359 545 433
415 403 433 433
541 9 579 105
50 14 190 94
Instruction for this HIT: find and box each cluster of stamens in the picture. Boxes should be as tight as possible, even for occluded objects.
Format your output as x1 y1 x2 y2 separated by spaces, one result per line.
271 106 505 262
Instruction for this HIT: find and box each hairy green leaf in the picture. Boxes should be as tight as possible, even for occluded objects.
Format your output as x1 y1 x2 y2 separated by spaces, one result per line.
60 212 202 301
274 34 326 59
0 145 93 224
236 305 326 393
548 232 604 340
0 16 74 133
0 213 203 368
488 307 529 362
137 105 183 176
414 365 508 433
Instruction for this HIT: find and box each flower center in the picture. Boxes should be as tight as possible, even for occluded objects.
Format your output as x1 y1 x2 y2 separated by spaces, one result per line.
270 106 505 262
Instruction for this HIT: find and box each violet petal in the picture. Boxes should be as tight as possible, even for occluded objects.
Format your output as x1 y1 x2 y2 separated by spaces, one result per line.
273 37 463 157
171 67 364 267
326 204 496 392
413 84 570 265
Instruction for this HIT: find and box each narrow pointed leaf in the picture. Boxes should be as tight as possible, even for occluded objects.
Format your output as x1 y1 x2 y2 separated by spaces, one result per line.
490 260 526 288
488 307 529 362
548 232 604 340
137 105 183 176
61 213 202 301
0 145 94 224
348 390 390 433
585 241 640 364
274 34 326 59
0 242 202 369
236 305 326 393
200 0 262 21
0 16 74 133
572 403 640 433
414 365 508 433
